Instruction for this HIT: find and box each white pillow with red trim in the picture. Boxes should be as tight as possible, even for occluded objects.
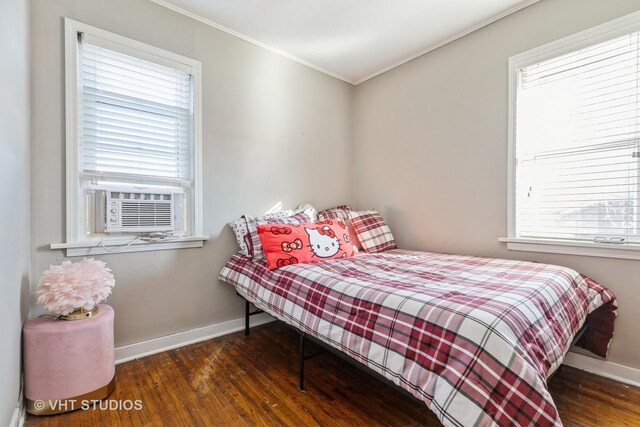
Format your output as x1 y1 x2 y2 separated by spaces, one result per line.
228 210 293 256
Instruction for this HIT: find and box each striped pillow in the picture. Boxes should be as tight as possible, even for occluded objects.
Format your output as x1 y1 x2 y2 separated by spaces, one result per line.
348 210 396 253
317 205 352 220
296 203 319 221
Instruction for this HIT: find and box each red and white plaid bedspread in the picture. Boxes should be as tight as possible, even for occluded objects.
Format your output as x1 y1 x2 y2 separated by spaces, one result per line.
219 249 616 426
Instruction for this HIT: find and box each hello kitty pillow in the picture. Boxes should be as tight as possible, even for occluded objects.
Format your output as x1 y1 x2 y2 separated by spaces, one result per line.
257 218 358 270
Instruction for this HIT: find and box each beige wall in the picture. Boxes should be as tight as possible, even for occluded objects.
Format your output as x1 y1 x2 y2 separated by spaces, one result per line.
30 0 354 347
0 0 31 424
354 0 640 369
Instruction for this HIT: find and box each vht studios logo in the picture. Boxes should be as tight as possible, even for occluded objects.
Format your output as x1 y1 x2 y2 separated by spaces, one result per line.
34 399 143 411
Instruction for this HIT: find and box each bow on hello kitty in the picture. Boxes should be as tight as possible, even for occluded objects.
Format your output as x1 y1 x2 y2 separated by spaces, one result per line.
277 256 298 268
316 225 335 239
270 226 292 235
281 238 303 253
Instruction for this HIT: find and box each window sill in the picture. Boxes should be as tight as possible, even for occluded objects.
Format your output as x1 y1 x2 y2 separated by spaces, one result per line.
50 236 210 257
499 237 640 261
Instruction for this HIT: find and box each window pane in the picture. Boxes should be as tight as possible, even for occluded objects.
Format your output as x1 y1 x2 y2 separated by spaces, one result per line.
516 32 640 242
80 41 193 182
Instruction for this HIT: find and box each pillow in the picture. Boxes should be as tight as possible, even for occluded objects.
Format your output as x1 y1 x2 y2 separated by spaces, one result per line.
348 210 397 253
317 205 352 220
229 210 293 256
257 218 357 270
295 203 318 221
247 211 313 261
317 205 362 250
344 220 362 251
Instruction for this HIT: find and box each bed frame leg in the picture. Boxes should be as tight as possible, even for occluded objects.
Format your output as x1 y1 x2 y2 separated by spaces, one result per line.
245 299 250 336
299 333 305 391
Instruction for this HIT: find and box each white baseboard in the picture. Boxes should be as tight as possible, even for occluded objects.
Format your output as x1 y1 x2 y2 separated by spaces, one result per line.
9 408 20 427
563 351 640 388
9 379 25 427
116 316 640 389
9 406 22 427
115 312 274 364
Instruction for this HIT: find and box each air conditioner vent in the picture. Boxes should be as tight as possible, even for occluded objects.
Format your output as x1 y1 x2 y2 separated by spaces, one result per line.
104 190 175 233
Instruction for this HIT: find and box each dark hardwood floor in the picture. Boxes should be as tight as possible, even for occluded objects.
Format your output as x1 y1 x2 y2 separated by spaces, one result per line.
25 322 640 426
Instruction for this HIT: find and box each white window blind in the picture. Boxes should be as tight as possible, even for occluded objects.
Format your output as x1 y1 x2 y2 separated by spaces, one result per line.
79 34 193 185
515 30 640 243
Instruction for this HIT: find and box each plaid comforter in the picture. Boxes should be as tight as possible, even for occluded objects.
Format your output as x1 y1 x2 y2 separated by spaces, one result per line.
219 249 616 426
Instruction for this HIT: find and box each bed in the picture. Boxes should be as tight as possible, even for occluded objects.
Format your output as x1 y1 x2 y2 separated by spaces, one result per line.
219 248 616 427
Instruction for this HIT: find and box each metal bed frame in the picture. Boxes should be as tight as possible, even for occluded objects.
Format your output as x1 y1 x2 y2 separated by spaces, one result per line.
238 293 589 393
242 295 324 390
240 294 417 395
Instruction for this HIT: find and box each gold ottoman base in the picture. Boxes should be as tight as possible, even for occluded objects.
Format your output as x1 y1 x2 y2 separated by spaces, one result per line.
26 375 116 415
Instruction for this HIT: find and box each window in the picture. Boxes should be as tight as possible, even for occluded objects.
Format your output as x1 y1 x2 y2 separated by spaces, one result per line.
505 11 640 259
56 19 206 256
80 38 193 185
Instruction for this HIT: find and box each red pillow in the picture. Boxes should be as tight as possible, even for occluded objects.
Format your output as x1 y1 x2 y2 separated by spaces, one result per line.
345 220 362 251
317 206 362 251
257 218 357 270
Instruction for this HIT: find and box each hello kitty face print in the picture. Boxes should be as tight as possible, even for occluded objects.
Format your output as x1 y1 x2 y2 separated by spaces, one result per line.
305 225 341 258
256 218 357 270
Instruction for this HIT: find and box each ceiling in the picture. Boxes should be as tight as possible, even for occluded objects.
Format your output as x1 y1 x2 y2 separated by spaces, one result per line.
151 0 539 84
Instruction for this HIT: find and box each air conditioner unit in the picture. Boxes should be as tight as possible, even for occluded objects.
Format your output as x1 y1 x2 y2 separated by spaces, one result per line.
93 187 180 233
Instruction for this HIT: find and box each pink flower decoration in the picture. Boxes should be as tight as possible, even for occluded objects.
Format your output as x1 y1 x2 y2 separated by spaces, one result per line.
36 258 115 316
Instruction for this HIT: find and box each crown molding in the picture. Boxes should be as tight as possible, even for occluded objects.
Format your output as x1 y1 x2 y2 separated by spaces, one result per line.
148 0 355 84
354 0 541 84
149 0 541 86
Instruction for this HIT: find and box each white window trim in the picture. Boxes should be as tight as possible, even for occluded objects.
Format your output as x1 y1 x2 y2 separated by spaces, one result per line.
503 10 640 260
50 236 210 257
499 237 640 261
55 18 206 256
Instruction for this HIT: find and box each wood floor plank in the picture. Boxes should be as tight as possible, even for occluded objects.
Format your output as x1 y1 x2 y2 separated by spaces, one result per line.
25 322 640 427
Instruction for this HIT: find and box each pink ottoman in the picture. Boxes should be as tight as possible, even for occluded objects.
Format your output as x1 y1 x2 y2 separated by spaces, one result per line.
23 304 115 415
